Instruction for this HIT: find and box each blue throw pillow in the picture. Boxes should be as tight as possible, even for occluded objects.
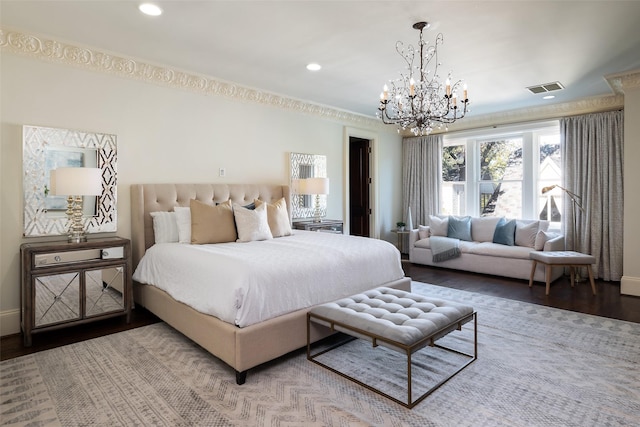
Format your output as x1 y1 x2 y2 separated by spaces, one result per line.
447 216 472 241
493 218 516 246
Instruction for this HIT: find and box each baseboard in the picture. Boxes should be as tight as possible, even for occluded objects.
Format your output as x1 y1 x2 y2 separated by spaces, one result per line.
621 275 640 297
0 309 21 337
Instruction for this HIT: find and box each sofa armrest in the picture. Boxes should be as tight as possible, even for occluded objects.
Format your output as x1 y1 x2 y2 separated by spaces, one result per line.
409 229 421 247
543 233 565 251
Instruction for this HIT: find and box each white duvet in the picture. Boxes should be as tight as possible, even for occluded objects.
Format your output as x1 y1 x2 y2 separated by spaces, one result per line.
132 230 404 327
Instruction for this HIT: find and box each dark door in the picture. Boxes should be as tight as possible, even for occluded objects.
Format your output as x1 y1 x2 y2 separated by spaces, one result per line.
349 137 371 237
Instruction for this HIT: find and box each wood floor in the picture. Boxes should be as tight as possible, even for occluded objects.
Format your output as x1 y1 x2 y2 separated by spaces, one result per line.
2 262 638 361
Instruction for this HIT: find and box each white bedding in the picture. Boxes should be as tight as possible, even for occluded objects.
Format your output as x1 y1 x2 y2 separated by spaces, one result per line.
132 230 404 327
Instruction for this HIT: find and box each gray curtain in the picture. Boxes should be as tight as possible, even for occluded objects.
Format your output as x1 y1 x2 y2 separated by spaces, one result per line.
402 135 443 227
561 110 624 281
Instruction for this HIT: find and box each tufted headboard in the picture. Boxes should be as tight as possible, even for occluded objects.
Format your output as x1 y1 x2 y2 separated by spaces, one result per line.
130 183 291 267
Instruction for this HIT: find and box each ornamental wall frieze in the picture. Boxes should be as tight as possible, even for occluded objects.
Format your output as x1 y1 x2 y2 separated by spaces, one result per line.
1 28 635 135
0 28 381 128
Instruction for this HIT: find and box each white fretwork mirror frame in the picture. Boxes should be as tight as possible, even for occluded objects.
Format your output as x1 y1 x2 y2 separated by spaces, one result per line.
22 125 117 237
289 152 327 220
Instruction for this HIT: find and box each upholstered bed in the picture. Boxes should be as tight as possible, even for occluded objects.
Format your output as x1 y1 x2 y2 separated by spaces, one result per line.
130 183 411 384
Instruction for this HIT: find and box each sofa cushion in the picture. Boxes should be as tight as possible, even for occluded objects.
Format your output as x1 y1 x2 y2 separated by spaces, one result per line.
534 230 554 250
429 215 449 237
448 216 472 241
464 242 534 260
515 221 539 248
471 216 502 242
493 218 516 246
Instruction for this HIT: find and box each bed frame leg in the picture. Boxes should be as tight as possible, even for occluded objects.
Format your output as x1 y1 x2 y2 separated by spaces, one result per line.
236 370 247 385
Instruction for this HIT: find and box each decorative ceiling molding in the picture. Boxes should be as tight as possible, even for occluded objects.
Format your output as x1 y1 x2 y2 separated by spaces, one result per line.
605 69 640 94
1 28 632 136
435 93 625 135
0 28 382 129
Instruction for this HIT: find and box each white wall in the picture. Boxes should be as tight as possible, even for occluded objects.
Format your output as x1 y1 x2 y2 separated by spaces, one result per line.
0 53 403 335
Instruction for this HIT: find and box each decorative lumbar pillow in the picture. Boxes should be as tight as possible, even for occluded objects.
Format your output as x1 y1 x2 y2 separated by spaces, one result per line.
447 216 472 241
233 202 273 242
254 198 292 238
190 199 237 244
515 221 539 247
534 230 552 251
493 218 516 246
150 211 179 244
173 206 192 244
429 215 449 237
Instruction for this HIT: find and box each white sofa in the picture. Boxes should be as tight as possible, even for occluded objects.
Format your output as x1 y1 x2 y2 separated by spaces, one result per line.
409 216 565 283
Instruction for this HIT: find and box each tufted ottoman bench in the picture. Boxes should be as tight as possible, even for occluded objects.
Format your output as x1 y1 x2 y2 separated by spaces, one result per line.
307 287 477 408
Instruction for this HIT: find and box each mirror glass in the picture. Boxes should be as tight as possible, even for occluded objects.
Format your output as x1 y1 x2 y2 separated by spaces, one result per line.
23 125 117 237
85 267 125 317
34 272 80 327
289 152 327 219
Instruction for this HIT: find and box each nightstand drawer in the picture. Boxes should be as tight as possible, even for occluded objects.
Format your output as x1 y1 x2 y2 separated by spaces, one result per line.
34 249 102 267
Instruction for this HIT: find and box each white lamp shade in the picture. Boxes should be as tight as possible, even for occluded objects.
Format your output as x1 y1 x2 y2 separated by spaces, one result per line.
50 167 102 196
299 177 329 195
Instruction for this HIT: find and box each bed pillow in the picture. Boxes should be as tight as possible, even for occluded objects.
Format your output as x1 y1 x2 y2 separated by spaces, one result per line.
492 218 516 246
447 216 472 241
190 199 237 244
515 221 539 248
174 206 192 244
254 198 292 237
234 202 273 242
150 211 179 244
429 215 449 237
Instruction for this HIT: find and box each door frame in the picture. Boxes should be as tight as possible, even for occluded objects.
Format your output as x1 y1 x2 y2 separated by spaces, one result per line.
343 127 379 238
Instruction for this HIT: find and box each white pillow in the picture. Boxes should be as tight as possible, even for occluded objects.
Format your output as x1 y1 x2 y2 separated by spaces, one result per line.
429 215 449 237
150 211 179 243
515 221 539 248
174 206 191 244
418 224 429 240
233 203 273 242
254 198 292 237
534 230 552 251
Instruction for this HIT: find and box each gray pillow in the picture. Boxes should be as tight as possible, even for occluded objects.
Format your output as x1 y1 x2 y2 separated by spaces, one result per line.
447 216 472 241
493 218 516 246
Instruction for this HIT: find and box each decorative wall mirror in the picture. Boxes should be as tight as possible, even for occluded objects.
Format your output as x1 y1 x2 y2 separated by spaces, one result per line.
289 152 327 219
23 125 117 237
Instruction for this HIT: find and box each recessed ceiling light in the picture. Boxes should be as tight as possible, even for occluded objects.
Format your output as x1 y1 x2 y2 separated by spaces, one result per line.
543 95 555 100
139 3 162 16
306 63 321 71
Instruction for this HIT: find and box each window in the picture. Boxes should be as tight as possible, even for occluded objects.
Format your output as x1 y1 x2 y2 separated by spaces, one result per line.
441 122 561 227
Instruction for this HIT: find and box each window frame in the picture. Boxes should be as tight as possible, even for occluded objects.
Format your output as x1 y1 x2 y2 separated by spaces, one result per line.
441 121 560 223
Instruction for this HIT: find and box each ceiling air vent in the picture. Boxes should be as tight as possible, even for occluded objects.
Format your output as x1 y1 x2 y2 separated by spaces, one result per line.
526 81 564 95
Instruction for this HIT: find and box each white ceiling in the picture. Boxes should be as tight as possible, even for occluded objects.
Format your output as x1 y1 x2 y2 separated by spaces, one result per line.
2 1 640 120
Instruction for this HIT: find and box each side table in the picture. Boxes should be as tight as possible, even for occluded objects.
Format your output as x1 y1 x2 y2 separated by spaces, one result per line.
293 219 343 234
392 229 410 255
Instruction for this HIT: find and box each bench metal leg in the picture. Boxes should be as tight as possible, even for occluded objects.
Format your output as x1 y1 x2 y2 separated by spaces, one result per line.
587 265 597 295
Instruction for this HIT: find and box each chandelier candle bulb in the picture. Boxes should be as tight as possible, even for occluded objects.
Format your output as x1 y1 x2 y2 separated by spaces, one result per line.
464 84 468 100
446 78 451 96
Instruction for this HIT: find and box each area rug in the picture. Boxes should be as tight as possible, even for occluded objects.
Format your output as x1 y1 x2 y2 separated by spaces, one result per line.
2 282 639 426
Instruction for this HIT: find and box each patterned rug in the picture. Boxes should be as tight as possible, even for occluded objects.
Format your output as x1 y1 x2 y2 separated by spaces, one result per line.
2 282 639 426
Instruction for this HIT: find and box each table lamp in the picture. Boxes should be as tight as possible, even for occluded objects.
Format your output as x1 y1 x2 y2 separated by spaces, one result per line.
299 177 330 222
50 167 102 243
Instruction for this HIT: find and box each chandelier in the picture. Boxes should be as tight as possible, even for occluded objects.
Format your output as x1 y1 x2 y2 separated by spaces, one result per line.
377 22 469 136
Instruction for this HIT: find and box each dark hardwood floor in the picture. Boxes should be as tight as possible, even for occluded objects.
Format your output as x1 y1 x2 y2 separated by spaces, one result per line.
2 262 638 361
402 260 640 323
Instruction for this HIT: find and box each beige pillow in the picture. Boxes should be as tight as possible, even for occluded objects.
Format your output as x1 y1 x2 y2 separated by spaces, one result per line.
515 221 539 248
233 202 273 242
254 198 292 238
190 199 237 244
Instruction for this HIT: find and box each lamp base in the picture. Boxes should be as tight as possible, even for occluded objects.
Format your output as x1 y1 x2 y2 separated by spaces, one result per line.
68 232 88 243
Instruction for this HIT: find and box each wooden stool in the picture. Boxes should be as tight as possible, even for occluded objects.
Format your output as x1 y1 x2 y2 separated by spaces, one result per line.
529 251 597 296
